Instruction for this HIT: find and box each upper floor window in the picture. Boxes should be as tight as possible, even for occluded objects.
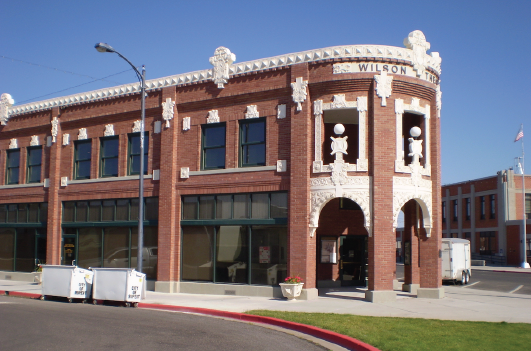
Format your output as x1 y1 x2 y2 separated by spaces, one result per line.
489 194 496 219
202 123 225 170
128 132 148 175
26 146 42 183
480 196 485 220
453 200 458 222
465 198 471 221
526 193 531 219
100 136 119 177
240 118 266 167
74 140 92 180
442 201 446 221
6 149 20 185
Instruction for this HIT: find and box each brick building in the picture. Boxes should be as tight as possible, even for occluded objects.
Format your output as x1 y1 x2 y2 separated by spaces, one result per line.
0 30 443 301
442 169 531 266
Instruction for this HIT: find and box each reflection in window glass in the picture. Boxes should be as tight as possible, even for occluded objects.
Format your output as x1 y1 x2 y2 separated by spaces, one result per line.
202 124 226 169
181 226 214 281
16 228 35 272
128 133 148 175
17 204 28 223
130 226 158 280
233 194 249 219
26 147 42 183
0 205 6 223
28 203 39 222
130 199 139 221
63 202 75 222
199 196 215 219
89 201 101 222
103 227 129 268
0 229 15 271
74 140 92 180
216 195 232 219
76 201 88 222
251 193 269 219
100 137 119 177
182 197 198 220
39 203 48 223
102 200 115 221
216 226 248 284
6 149 20 185
7 204 17 223
77 228 102 268
116 199 129 221
145 198 158 220
240 119 266 167
270 193 288 218
250 226 287 285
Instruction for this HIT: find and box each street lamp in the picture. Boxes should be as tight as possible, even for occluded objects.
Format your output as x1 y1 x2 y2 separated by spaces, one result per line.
95 43 146 273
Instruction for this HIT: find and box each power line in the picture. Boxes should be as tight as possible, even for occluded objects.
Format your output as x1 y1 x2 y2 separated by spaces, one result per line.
17 69 134 104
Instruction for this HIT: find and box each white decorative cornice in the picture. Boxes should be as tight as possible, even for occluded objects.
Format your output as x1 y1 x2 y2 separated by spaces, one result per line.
374 71 393 107
162 97 175 128
104 124 114 137
183 117 191 131
207 110 220 124
277 104 286 119
30 135 39 146
51 117 59 142
210 47 236 89
78 128 87 140
436 82 442 118
291 77 308 111
7 33 441 117
0 93 14 125
9 138 18 149
245 105 259 119
132 120 141 133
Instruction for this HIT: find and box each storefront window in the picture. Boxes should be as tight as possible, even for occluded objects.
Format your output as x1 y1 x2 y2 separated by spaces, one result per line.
0 229 15 271
250 226 287 285
216 226 248 284
181 226 214 281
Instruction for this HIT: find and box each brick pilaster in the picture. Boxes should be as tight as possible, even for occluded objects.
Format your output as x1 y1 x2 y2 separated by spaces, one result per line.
403 201 420 285
46 107 62 265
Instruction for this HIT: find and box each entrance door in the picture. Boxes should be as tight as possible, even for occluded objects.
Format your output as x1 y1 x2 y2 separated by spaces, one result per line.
339 235 367 286
62 235 77 265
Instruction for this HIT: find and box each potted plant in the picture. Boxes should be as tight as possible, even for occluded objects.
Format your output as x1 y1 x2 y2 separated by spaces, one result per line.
33 263 44 284
279 275 304 301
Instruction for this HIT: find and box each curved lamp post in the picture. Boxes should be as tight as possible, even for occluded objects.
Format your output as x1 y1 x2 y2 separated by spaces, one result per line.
95 43 146 274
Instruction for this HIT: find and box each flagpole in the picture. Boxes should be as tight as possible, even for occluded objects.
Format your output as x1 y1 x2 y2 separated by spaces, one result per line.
521 124 529 268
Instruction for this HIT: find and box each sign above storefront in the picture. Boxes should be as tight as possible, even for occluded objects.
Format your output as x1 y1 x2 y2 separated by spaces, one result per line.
333 62 439 85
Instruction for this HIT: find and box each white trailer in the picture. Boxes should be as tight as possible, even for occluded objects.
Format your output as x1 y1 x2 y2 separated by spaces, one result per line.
441 238 471 284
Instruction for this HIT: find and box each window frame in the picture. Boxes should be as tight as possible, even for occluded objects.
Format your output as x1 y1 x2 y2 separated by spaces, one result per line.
489 194 496 219
26 146 42 184
201 123 226 170
5 149 20 185
239 118 266 167
100 136 119 178
128 132 149 176
74 139 92 180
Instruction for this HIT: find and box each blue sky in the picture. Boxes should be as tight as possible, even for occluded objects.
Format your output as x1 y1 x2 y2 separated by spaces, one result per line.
1 0 529 184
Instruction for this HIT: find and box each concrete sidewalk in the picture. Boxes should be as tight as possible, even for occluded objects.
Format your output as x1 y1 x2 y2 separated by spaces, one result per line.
2 265 531 324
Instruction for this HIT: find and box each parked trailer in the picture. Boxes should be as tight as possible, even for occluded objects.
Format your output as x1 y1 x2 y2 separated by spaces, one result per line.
442 238 471 285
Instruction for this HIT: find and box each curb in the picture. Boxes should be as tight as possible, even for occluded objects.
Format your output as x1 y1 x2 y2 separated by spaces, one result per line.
492 270 531 275
139 303 380 351
0 290 41 299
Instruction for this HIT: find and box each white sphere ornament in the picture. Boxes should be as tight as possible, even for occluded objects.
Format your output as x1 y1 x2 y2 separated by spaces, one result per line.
334 124 345 135
410 126 421 138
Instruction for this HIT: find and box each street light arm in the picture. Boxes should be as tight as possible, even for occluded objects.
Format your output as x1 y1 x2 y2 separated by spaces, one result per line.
94 43 143 83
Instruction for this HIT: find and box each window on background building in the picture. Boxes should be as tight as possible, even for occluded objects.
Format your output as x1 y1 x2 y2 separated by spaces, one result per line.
479 231 496 255
74 140 91 180
239 118 266 167
442 201 446 221
480 196 485 220
451 233 459 238
202 123 226 170
128 132 148 175
526 194 531 219
100 136 119 177
453 200 458 222
464 232 471 241
6 149 20 185
26 146 42 183
490 194 496 219
465 198 471 221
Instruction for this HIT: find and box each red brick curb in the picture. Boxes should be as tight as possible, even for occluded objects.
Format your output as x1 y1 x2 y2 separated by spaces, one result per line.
139 303 380 351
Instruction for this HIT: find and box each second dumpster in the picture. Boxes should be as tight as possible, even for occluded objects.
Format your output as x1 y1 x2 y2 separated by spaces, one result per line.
91 267 146 307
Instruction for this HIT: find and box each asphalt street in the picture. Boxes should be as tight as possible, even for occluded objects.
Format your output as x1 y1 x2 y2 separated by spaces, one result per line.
0 296 327 351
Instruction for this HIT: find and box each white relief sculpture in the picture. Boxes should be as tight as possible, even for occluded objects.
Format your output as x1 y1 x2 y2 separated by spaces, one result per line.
403 30 431 78
291 77 308 111
104 124 114 136
313 100 323 165
276 160 287 172
436 82 442 118
410 98 421 112
395 99 404 164
133 120 141 133
9 138 18 149
356 96 368 169
330 124 348 162
277 104 286 119
51 117 59 143
162 97 175 127
63 134 70 146
61 177 68 187
180 167 190 179
392 186 432 237
357 96 367 113
424 105 431 170
183 117 191 131
0 93 14 125
209 47 236 89
207 110 220 124
78 128 87 140
330 94 348 109
408 127 423 165
30 135 39 146
313 100 323 116
245 105 259 119
374 71 393 107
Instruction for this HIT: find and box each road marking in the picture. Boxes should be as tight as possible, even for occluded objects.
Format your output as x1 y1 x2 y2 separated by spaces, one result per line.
462 281 480 288
509 285 524 294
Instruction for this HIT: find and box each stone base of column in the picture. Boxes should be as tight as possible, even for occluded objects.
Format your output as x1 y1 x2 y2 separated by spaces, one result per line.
365 290 396 303
300 288 319 300
402 283 420 294
155 281 179 293
417 287 445 299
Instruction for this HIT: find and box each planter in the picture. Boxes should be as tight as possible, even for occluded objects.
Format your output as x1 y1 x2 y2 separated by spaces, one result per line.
279 283 304 301
33 272 42 284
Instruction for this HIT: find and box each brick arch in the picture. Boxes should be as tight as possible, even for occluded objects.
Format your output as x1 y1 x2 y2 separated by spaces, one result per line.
393 193 432 236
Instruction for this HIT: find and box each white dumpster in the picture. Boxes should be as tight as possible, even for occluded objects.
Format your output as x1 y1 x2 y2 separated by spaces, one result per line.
41 265 93 302
91 268 146 307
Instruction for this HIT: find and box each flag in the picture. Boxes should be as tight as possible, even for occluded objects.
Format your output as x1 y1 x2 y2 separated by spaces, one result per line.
515 124 524 142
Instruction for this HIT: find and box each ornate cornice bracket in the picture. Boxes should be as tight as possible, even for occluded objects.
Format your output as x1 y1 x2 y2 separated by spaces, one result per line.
374 71 393 106
291 77 308 111
0 93 14 125
210 47 236 89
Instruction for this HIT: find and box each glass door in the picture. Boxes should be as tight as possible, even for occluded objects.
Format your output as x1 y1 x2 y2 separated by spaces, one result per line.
62 235 77 266
339 235 367 286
